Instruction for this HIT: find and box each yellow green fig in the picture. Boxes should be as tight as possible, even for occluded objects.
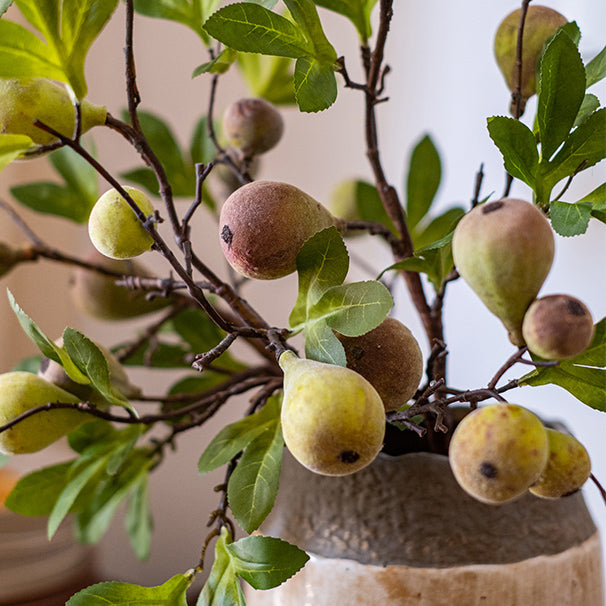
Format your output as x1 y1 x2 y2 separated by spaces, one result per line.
0 372 88 454
336 317 423 411
522 294 594 360
0 78 106 146
452 198 554 346
219 180 343 280
449 403 549 504
88 186 155 260
529 428 591 499
279 351 385 476
70 249 170 320
494 6 568 113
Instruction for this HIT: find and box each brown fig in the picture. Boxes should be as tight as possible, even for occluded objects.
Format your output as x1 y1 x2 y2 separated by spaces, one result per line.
219 180 342 280
336 317 423 411
452 198 554 346
494 6 567 113
522 294 594 360
222 98 284 159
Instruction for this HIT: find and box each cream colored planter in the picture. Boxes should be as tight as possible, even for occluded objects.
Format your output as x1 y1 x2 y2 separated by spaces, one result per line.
246 451 604 606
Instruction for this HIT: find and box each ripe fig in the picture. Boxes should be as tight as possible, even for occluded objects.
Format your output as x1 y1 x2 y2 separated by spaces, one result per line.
336 317 423 411
219 180 342 280
449 403 549 505
70 249 169 320
222 98 284 158
522 294 594 360
452 198 554 346
0 78 106 146
494 6 567 113
0 372 87 454
529 428 591 499
88 186 155 260
279 351 385 476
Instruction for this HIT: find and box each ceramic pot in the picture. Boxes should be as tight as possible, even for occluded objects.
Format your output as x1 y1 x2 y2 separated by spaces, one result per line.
246 450 604 606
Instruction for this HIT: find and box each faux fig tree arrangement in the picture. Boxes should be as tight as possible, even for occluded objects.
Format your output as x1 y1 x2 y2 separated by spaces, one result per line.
0 0 604 604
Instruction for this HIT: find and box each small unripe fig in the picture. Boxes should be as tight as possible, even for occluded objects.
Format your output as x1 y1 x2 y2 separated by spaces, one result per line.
222 98 284 158
70 249 170 320
279 351 385 476
449 403 549 505
494 6 567 113
219 180 342 280
88 186 155 260
0 78 106 146
0 372 87 454
522 294 594 360
452 198 554 346
336 317 423 411
529 428 591 499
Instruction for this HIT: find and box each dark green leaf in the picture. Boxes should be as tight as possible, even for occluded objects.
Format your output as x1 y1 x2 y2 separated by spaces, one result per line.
67 573 192 606
487 116 538 187
537 30 586 160
198 528 245 606
119 340 192 368
204 3 312 58
577 182 606 224
293 56 337 112
120 167 161 196
314 0 378 41
406 135 441 229
573 317 606 367
0 134 34 172
50 144 98 203
227 535 309 590
190 116 216 165
198 396 281 473
4 461 71 516
10 182 88 223
290 226 349 328
303 319 346 365
68 419 116 453
574 94 600 128
125 473 153 561
549 200 592 236
351 180 397 234
310 281 393 337
228 405 283 533
11 354 41 373
412 206 464 250
586 44 606 88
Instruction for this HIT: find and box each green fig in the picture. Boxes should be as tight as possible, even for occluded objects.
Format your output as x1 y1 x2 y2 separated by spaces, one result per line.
222 98 284 159
494 6 567 113
88 186 155 260
336 317 424 411
529 428 591 499
0 78 106 146
279 351 385 476
522 294 594 360
452 198 554 346
0 372 88 454
449 403 549 505
219 180 343 280
70 249 170 320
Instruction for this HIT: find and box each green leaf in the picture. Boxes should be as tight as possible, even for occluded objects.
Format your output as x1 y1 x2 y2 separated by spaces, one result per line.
11 354 41 373
309 280 393 337
585 44 606 88
67 573 192 606
290 226 349 328
192 48 238 76
0 1 13 17
577 182 606 224
190 116 216 165
314 0 378 41
10 183 87 223
412 207 464 250
520 318 606 412
236 53 295 105
4 461 71 516
349 180 397 234
303 319 346 365
198 396 281 473
0 134 33 172
293 56 337 112
537 30 586 161
198 528 246 606
574 94 600 128
204 3 313 58
119 340 192 368
14 0 119 99
50 144 99 203
0 453 9 468
227 535 309 590
487 116 538 188
125 473 153 561
406 134 442 229
228 406 283 533
549 200 592 236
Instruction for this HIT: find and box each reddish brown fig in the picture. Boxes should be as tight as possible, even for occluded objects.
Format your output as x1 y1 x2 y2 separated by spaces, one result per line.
219 180 342 280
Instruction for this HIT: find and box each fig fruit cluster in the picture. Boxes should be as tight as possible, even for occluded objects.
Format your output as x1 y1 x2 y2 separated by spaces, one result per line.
452 198 594 359
449 403 591 504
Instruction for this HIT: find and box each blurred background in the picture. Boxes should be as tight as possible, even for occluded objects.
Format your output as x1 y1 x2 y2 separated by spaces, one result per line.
0 0 604 595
